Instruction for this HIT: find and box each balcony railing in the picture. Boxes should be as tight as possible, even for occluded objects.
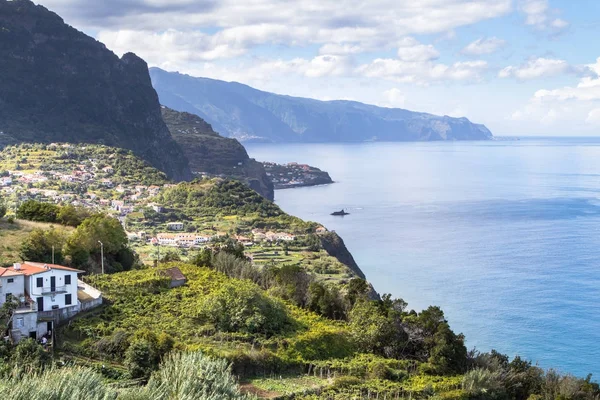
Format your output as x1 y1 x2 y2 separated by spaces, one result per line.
35 286 68 295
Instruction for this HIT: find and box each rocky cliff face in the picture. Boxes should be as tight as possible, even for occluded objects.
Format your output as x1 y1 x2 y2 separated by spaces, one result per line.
319 231 366 280
0 0 192 181
161 107 274 200
150 67 493 143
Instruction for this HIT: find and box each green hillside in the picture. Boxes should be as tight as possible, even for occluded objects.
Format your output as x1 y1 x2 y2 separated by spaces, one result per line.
1 144 599 400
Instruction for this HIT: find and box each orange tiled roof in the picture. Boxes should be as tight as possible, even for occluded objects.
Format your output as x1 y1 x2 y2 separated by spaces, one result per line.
15 262 84 276
0 267 24 277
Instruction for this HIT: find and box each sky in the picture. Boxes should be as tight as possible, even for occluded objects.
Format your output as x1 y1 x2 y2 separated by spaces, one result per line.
35 0 600 136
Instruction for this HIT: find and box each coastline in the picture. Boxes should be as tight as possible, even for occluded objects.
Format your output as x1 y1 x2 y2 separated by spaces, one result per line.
274 181 335 190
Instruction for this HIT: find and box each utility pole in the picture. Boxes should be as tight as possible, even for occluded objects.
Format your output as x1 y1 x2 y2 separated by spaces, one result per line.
98 241 104 274
51 246 55 264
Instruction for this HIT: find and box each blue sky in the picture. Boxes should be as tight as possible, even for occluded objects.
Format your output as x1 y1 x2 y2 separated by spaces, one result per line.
37 0 600 136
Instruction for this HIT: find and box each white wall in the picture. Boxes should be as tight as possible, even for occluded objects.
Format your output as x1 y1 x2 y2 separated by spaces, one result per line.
26 270 79 311
0 275 25 305
12 311 37 340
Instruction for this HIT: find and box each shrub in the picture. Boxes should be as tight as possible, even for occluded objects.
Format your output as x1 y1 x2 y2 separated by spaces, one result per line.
124 340 155 380
198 280 291 336
142 352 250 399
16 200 59 223
332 376 362 390
0 366 117 400
11 338 51 376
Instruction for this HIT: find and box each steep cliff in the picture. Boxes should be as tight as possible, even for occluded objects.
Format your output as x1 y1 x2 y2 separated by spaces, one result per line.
319 231 366 280
161 107 274 200
0 0 192 181
150 67 493 143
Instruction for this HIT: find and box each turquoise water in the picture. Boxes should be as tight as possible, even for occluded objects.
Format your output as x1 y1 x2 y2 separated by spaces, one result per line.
245 138 600 377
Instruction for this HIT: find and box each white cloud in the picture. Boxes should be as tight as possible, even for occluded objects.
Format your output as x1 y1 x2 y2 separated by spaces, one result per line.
318 43 364 55
498 57 569 80
461 37 506 56
518 0 569 32
586 109 600 125
358 59 488 84
396 37 439 62
506 58 600 131
39 0 512 61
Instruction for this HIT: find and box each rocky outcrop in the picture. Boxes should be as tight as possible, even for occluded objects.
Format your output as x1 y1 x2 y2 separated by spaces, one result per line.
150 67 494 143
0 0 192 181
161 107 274 200
319 231 366 280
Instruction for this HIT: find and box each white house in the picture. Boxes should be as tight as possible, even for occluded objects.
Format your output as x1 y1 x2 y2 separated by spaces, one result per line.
156 233 178 246
194 236 210 245
0 262 101 342
167 222 184 231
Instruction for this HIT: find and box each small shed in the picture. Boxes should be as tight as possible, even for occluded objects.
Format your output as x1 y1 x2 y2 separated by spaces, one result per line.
162 267 187 288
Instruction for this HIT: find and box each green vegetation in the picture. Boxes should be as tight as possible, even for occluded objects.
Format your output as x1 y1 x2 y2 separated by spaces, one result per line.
0 349 250 399
0 143 169 186
1 144 598 399
0 219 74 267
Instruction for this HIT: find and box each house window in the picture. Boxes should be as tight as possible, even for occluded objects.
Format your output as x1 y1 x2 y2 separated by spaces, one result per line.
15 318 24 328
65 294 72 305
36 277 43 288
5 293 12 302
7 278 13 283
65 275 71 285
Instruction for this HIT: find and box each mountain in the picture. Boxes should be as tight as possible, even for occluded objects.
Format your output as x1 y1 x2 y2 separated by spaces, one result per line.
161 107 274 200
0 0 192 181
150 68 493 143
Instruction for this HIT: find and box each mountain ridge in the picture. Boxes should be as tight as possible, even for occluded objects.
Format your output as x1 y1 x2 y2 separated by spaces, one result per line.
161 106 274 200
150 67 493 143
0 0 192 181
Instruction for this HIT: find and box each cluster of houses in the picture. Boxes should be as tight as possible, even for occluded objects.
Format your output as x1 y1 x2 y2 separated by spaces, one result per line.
139 229 298 250
251 229 296 242
262 161 329 188
0 262 102 343
0 150 174 216
152 233 212 247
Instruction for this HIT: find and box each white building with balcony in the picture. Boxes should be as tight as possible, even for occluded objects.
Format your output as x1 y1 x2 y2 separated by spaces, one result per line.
0 262 102 342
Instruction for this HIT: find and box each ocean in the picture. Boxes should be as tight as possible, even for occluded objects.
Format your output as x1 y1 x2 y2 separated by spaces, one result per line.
245 137 600 377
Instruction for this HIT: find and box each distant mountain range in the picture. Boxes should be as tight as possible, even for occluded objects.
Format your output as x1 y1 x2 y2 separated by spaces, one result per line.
150 68 494 143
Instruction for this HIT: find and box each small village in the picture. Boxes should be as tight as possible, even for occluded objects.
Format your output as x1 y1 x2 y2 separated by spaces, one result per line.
0 144 329 267
261 161 333 189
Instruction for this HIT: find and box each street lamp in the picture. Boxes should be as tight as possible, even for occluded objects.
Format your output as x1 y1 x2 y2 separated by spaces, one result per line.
98 241 104 274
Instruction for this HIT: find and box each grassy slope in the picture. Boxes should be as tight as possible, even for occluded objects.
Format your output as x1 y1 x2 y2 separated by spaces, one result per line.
0 144 467 399
61 263 466 399
0 219 73 266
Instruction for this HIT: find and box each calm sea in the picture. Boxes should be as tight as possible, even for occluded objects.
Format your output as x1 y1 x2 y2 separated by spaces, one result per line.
246 138 600 377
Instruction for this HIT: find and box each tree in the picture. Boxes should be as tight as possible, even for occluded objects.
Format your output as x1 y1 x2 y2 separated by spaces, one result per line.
307 281 346 320
191 248 213 268
124 340 155 380
63 215 128 271
345 278 369 308
428 322 468 374
19 228 68 264
348 299 408 358
198 280 290 336
268 264 313 307
219 237 246 259
56 205 92 227
11 338 51 375
16 200 59 222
